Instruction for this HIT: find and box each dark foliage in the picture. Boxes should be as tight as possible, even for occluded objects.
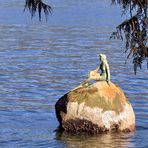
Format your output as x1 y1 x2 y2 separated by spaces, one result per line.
24 0 147 73
24 0 52 21
111 0 148 73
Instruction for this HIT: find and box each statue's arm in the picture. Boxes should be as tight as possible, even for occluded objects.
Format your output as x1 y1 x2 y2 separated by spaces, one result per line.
95 65 100 72
106 63 111 84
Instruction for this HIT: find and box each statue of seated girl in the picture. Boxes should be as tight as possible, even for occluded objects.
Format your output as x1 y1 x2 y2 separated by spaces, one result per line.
72 54 111 91
81 54 111 87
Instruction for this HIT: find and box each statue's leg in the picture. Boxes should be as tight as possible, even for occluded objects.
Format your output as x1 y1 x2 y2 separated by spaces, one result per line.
70 71 101 91
89 71 100 81
70 79 89 91
81 78 91 86
98 73 106 81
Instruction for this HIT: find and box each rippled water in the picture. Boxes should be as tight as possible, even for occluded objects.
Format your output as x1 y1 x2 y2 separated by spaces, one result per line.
0 0 148 148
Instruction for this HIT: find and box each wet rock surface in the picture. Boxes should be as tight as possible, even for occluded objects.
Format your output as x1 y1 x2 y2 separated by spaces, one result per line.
55 81 135 134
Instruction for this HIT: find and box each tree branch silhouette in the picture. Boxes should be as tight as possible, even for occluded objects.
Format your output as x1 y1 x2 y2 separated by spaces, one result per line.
24 0 52 21
24 0 147 73
111 0 148 73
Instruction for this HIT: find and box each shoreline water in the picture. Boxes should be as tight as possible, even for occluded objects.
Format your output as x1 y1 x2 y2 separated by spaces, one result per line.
0 1 147 147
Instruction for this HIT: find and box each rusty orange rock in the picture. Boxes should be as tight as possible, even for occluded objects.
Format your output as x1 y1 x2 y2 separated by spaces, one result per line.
55 81 135 134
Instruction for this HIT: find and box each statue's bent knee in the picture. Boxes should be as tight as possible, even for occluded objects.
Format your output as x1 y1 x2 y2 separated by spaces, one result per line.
89 71 100 81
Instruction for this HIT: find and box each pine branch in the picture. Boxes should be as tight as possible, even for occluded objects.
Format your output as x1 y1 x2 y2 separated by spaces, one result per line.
111 0 148 73
24 0 52 21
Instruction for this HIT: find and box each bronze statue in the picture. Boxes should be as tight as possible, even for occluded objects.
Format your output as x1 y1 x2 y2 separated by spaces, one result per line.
71 54 111 91
84 54 110 84
95 54 110 83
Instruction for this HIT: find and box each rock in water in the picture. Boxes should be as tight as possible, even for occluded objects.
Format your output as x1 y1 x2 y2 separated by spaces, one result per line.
55 81 135 134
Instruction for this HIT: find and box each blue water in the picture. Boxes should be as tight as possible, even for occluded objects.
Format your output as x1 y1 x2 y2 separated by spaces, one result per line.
0 0 148 147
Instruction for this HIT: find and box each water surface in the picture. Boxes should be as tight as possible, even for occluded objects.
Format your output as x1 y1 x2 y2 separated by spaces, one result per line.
0 0 148 147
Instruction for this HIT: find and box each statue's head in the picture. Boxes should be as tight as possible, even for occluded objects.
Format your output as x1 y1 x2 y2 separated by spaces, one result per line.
99 54 107 62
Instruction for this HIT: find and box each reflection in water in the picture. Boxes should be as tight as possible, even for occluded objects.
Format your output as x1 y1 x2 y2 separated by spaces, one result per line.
56 131 135 148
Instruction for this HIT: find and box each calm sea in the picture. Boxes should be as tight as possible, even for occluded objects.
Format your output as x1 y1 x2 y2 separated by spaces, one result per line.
0 0 147 147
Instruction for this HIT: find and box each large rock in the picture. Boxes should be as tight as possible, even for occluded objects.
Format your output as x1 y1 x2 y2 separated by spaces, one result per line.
55 81 135 134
